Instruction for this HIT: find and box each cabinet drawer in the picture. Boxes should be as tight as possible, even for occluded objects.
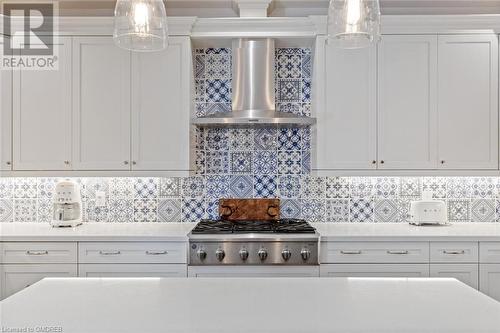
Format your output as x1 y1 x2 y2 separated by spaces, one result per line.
78 264 187 277
430 264 479 289
78 242 187 264
320 242 429 263
430 242 478 263
0 242 77 264
320 264 430 277
480 242 500 263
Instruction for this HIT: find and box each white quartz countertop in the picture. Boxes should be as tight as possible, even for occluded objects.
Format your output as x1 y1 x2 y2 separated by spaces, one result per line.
314 222 500 241
1 277 499 333
0 222 194 241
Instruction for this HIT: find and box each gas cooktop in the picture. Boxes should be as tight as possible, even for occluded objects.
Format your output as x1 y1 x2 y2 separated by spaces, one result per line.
191 219 316 234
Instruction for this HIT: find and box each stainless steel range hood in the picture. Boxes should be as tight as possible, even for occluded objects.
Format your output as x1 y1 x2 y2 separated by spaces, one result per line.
192 38 316 126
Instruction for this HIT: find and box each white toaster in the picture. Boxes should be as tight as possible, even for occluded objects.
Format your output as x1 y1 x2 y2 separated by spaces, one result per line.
408 191 448 226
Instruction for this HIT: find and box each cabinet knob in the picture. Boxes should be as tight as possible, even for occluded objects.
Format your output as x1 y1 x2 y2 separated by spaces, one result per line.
371 160 376 165
132 161 137 165
64 160 70 165
380 160 385 164
124 161 129 165
6 161 11 166
441 160 445 164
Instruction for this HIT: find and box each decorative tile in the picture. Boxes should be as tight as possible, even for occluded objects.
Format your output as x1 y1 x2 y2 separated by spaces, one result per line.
182 199 206 222
133 178 159 199
277 54 302 79
134 199 158 222
301 128 311 150
400 177 421 198
13 199 37 222
206 79 231 103
194 150 206 175
205 48 230 54
375 178 399 198
301 151 311 174
471 199 495 222
253 151 278 175
301 176 325 199
446 178 471 199
181 177 205 198
301 79 312 103
350 178 373 198
349 198 374 222
254 128 278 150
37 199 52 222
0 179 13 199
195 103 206 117
109 199 134 222
301 103 311 117
206 128 230 151
160 178 182 198
253 175 277 198
326 177 350 199
0 199 13 222
300 199 325 222
37 178 58 199
205 54 231 79
83 178 109 200
325 199 349 222
195 79 205 102
13 178 37 198
278 175 301 199
302 53 312 78
422 177 447 198
230 151 252 174
278 150 301 175
229 176 253 198
281 199 301 219
84 200 109 222
277 103 301 115
206 175 230 199
206 103 231 116
448 199 470 222
374 199 400 222
158 199 182 222
109 178 134 199
278 127 301 151
206 151 230 174
471 177 496 198
230 128 254 151
195 54 205 79
277 79 301 103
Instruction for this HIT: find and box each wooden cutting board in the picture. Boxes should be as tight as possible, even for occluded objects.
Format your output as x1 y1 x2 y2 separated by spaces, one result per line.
219 199 280 221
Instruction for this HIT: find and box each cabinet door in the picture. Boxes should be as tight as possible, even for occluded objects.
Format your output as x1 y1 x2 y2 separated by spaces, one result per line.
430 264 479 289
1 264 77 299
131 37 191 171
316 39 377 170
72 37 131 170
438 35 498 169
12 37 72 170
378 35 438 169
480 264 500 301
0 36 12 171
78 264 187 277
320 264 430 277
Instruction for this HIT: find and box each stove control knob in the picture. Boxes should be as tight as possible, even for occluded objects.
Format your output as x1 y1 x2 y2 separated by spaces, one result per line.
258 248 268 261
197 249 207 261
300 248 311 261
215 248 225 261
239 249 249 261
281 249 292 261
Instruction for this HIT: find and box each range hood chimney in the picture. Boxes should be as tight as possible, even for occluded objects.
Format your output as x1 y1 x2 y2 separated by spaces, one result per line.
192 38 316 126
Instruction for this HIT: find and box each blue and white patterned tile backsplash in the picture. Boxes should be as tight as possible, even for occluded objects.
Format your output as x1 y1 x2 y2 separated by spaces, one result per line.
1 177 500 223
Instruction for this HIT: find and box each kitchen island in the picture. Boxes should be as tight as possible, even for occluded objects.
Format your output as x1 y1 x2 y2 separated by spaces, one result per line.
1 277 499 333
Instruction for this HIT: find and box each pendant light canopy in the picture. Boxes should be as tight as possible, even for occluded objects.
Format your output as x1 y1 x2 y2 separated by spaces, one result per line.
327 0 381 49
114 0 168 52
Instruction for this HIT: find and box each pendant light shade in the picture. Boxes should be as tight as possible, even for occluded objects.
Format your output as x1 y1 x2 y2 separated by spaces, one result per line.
114 0 168 52
327 0 381 49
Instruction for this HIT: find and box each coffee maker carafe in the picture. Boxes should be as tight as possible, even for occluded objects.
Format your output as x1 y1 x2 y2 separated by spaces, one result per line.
51 180 82 227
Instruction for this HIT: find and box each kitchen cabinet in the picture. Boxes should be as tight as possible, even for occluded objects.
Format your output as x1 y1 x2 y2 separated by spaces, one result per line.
79 264 187 277
12 37 72 171
430 264 479 289
0 37 12 171
315 37 377 170
320 264 430 277
437 35 498 170
72 37 131 170
480 264 500 301
188 266 320 277
377 35 438 169
1 264 77 299
131 37 191 171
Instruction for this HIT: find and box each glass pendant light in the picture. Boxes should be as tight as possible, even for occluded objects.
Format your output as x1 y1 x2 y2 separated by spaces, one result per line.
114 0 168 52
327 0 381 49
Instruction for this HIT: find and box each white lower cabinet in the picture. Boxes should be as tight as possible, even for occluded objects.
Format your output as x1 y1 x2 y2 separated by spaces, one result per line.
480 264 500 301
78 264 187 277
320 264 430 277
1 264 77 299
430 264 479 289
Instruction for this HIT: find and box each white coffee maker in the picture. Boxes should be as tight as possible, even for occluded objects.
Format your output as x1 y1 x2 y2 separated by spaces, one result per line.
51 180 83 228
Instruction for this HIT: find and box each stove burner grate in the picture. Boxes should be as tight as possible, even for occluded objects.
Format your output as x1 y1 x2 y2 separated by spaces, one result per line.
191 219 316 234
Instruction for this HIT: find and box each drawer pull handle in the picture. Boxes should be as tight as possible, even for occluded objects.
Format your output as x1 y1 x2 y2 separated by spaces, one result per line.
26 250 48 255
387 250 409 255
443 250 465 255
99 250 121 256
340 250 362 255
146 251 168 255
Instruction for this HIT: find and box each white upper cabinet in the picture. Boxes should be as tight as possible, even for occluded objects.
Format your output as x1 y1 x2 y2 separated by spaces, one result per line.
377 35 438 169
131 37 191 171
316 38 377 170
12 37 72 171
0 37 12 171
437 35 499 170
72 37 131 170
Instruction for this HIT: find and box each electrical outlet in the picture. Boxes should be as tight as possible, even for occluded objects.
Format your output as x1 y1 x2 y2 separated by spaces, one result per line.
95 191 106 207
